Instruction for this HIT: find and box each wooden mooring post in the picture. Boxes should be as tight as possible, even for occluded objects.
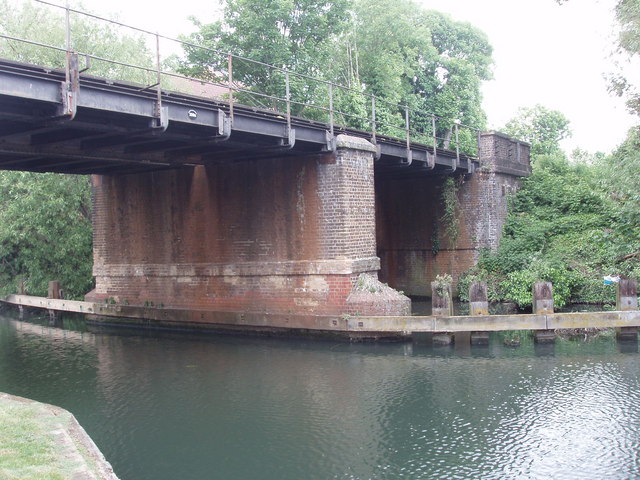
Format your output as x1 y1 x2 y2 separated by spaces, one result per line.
47 281 61 300
47 280 61 323
617 278 638 342
533 282 555 344
431 280 453 345
469 282 490 346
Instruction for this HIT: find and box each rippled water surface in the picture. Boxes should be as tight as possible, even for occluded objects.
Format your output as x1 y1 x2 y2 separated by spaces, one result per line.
1 311 640 479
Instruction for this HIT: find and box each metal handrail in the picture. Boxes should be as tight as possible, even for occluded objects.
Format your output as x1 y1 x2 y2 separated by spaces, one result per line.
0 0 481 157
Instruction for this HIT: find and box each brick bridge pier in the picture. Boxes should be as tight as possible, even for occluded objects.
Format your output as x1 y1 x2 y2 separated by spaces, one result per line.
85 131 530 328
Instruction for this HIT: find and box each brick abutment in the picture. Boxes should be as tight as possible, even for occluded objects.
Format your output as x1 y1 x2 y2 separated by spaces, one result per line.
87 133 529 322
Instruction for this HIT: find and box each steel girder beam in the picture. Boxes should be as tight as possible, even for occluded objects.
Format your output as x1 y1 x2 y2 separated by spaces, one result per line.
0 59 478 175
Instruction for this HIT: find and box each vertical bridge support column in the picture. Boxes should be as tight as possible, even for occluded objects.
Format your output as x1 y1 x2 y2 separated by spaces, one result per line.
87 134 409 330
452 133 532 291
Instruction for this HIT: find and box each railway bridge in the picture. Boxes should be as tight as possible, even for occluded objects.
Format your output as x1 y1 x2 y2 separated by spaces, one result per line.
0 6 531 332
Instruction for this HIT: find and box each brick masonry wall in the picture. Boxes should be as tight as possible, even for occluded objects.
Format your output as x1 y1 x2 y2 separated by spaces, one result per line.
376 132 531 297
375 175 441 297
88 135 409 317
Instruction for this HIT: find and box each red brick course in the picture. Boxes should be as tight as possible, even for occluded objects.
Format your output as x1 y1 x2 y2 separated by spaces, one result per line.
87 135 409 317
376 133 531 296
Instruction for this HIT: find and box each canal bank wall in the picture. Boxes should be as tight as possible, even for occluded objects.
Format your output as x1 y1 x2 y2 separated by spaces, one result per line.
0 393 118 480
2 292 640 343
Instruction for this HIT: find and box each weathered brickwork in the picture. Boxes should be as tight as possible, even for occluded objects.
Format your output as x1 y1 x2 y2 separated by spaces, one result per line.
375 175 440 297
478 131 531 177
376 132 531 296
87 135 409 317
317 136 378 259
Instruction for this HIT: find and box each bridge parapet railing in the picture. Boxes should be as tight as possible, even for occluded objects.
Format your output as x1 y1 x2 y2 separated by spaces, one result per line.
0 0 480 158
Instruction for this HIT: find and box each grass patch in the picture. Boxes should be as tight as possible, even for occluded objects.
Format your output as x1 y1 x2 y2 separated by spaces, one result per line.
0 394 112 480
0 400 67 479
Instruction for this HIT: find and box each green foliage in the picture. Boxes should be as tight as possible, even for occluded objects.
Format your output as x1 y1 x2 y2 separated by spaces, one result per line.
0 0 156 84
413 9 492 138
181 0 493 137
441 177 460 248
610 0 640 115
459 149 635 309
180 0 351 114
499 259 577 309
0 172 93 299
595 128 640 259
350 0 492 137
503 105 571 156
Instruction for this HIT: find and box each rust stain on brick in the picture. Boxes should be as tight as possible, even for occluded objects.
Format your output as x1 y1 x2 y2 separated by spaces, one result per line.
88 139 408 319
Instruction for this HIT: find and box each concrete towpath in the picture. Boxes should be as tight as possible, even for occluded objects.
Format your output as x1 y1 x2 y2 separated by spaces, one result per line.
0 393 119 479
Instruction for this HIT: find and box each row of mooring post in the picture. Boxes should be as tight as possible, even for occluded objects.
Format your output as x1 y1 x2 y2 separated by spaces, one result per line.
430 278 639 346
14 278 61 323
46 280 62 324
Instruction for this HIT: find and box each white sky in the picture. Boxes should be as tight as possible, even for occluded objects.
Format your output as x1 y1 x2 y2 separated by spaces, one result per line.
75 0 638 153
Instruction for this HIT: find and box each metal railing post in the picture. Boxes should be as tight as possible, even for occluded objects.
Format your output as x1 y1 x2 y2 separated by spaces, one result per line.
64 1 71 84
371 94 376 144
432 114 437 155
405 106 410 148
404 106 412 165
454 121 460 171
228 54 234 125
155 33 162 116
285 70 291 135
328 82 334 136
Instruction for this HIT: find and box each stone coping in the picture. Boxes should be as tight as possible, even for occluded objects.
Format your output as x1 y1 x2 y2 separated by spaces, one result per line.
92 257 381 277
335 134 377 152
0 393 119 479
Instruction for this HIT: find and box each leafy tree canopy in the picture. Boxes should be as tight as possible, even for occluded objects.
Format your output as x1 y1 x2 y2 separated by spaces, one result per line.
595 127 640 249
0 0 156 84
609 0 640 115
181 0 493 138
180 0 352 113
0 172 93 299
503 104 572 157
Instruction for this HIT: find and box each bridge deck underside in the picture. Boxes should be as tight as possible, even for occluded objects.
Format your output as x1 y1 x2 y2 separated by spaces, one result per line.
0 59 476 176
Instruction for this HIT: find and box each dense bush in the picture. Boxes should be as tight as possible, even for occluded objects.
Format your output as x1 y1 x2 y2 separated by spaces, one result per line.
458 147 638 310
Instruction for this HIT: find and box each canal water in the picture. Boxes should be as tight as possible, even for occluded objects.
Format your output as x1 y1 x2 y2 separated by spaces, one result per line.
1 310 640 480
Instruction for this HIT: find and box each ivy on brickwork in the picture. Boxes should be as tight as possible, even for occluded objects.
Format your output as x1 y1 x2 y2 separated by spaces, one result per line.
433 273 453 300
441 177 460 249
431 223 440 256
431 177 460 256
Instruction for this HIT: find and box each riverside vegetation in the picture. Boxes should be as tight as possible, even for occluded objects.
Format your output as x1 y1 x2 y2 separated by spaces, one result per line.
0 0 638 307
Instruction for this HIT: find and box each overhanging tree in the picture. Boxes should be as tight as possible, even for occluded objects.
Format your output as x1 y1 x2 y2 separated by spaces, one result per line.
0 1 157 299
503 104 572 157
180 0 352 115
181 0 494 138
0 173 93 299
